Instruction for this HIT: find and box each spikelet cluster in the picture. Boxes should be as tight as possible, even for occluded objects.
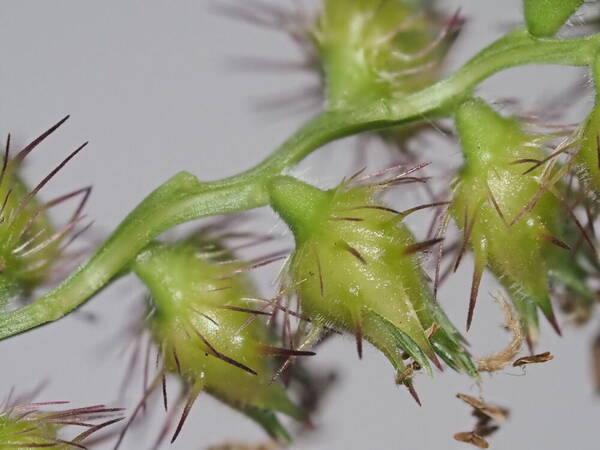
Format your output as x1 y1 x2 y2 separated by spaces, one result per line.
0 117 90 306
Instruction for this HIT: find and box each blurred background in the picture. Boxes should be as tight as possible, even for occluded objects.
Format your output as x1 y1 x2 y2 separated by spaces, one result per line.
1 1 598 448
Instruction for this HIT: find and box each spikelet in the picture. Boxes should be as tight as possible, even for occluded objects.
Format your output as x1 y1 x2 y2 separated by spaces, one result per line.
116 232 309 447
0 117 90 306
450 98 596 345
0 394 122 449
268 173 478 403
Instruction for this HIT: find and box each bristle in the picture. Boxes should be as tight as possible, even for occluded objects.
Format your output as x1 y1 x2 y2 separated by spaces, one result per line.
200 313 220 327
314 247 324 298
193 328 257 375
151 391 186 450
162 373 168 412
540 232 570 250
170 381 203 444
596 134 600 170
550 187 596 256
0 189 13 221
509 183 548 227
172 346 182 375
14 142 88 221
355 322 364 360
356 161 430 183
0 134 10 188
235 252 288 273
398 8 462 62
73 417 124 445
13 115 70 165
257 345 316 357
217 305 272 316
141 339 152 413
330 217 365 222
454 203 480 272
404 381 422 407
48 437 86 449
347 205 400 214
113 374 162 450
403 238 443 256
235 300 273 334
466 262 484 331
399 201 450 218
339 240 367 264
485 184 507 226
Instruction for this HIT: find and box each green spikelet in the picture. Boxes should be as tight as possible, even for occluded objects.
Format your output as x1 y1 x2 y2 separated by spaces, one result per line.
0 117 89 307
451 98 595 345
311 0 455 110
523 0 584 37
132 234 306 443
268 175 478 401
0 400 122 449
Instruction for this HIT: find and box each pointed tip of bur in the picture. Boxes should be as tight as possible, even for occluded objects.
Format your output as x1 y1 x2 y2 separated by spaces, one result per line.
526 334 536 354
405 382 422 407
465 318 472 332
430 353 443 372
546 313 562 337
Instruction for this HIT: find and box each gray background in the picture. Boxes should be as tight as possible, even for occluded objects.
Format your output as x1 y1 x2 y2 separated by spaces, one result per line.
1 1 599 449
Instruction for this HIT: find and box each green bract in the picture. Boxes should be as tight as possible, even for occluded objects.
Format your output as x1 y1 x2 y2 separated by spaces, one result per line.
269 175 477 399
312 0 450 110
451 98 595 344
132 236 306 443
523 0 583 37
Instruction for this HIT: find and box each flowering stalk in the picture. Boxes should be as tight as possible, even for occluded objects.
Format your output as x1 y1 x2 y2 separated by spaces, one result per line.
4 17 600 339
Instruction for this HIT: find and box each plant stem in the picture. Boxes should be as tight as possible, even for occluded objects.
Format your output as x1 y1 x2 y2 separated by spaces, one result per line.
2 28 600 339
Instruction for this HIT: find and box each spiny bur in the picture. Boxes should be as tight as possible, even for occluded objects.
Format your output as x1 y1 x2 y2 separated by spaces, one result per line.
450 98 596 346
117 233 309 447
311 0 460 110
269 173 478 404
523 0 584 37
0 117 90 307
0 398 122 449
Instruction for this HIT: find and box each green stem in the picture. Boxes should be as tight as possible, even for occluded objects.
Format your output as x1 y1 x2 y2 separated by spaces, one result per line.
2 28 600 339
